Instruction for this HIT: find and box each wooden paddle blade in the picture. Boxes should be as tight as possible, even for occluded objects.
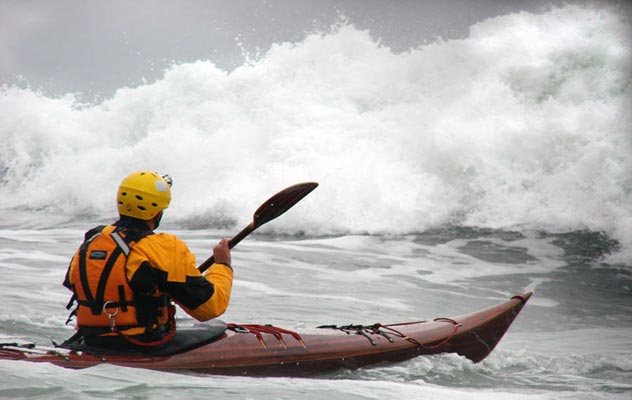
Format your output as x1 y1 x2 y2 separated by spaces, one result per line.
252 182 318 228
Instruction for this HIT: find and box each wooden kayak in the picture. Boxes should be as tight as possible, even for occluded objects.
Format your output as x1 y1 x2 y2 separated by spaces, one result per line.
0 292 531 377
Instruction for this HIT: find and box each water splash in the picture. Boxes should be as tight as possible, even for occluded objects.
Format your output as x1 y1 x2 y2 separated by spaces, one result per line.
0 5 630 260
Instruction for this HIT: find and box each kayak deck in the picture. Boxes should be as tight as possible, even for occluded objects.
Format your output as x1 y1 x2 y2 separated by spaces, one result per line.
0 292 532 377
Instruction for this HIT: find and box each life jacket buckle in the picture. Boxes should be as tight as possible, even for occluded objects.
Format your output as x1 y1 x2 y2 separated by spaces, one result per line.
102 301 119 331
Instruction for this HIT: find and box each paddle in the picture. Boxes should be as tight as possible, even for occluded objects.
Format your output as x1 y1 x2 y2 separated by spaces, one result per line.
197 182 319 273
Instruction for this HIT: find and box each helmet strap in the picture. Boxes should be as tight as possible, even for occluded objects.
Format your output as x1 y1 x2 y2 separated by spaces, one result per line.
152 211 164 230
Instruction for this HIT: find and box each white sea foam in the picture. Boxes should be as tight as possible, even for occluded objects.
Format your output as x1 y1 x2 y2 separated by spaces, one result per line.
1 5 630 261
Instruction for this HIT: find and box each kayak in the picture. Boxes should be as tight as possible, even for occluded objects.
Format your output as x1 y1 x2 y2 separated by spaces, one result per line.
0 292 531 377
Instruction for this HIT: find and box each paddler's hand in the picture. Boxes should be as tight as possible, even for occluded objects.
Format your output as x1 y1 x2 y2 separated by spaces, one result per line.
213 238 231 267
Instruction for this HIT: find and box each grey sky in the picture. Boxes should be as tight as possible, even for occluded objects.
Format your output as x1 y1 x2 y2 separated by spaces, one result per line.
1 0 628 100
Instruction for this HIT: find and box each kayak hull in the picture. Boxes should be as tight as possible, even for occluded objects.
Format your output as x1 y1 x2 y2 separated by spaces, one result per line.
0 293 531 377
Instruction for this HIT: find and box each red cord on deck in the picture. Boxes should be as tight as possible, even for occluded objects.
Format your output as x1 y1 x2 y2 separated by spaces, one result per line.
227 324 306 349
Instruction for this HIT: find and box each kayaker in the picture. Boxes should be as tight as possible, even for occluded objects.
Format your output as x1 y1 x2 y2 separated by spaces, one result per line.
62 170 233 348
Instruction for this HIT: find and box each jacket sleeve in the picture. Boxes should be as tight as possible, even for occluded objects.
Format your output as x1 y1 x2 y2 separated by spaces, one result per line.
127 233 234 321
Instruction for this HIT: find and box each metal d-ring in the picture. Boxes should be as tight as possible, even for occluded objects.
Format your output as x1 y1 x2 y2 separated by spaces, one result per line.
102 301 119 330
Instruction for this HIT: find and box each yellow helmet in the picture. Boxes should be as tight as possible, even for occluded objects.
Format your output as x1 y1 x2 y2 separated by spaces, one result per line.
117 171 172 220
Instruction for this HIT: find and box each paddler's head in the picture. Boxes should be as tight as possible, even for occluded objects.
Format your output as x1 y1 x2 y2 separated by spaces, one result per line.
117 171 172 224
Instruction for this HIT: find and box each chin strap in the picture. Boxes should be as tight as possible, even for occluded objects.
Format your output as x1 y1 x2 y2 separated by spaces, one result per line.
152 211 163 229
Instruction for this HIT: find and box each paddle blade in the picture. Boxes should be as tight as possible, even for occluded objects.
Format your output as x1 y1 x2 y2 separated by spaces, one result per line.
253 182 319 228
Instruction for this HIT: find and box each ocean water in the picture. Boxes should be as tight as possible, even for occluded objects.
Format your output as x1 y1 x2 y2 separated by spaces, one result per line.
1 4 631 400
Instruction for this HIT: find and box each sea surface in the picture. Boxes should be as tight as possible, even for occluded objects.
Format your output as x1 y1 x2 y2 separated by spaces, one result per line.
1 4 631 400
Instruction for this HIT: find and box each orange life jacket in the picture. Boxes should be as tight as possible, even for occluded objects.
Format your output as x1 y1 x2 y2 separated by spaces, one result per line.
66 225 172 342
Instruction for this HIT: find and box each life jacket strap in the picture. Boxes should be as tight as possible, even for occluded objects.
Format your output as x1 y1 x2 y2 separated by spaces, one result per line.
65 293 77 310
75 298 136 308
74 294 168 310
111 231 130 256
